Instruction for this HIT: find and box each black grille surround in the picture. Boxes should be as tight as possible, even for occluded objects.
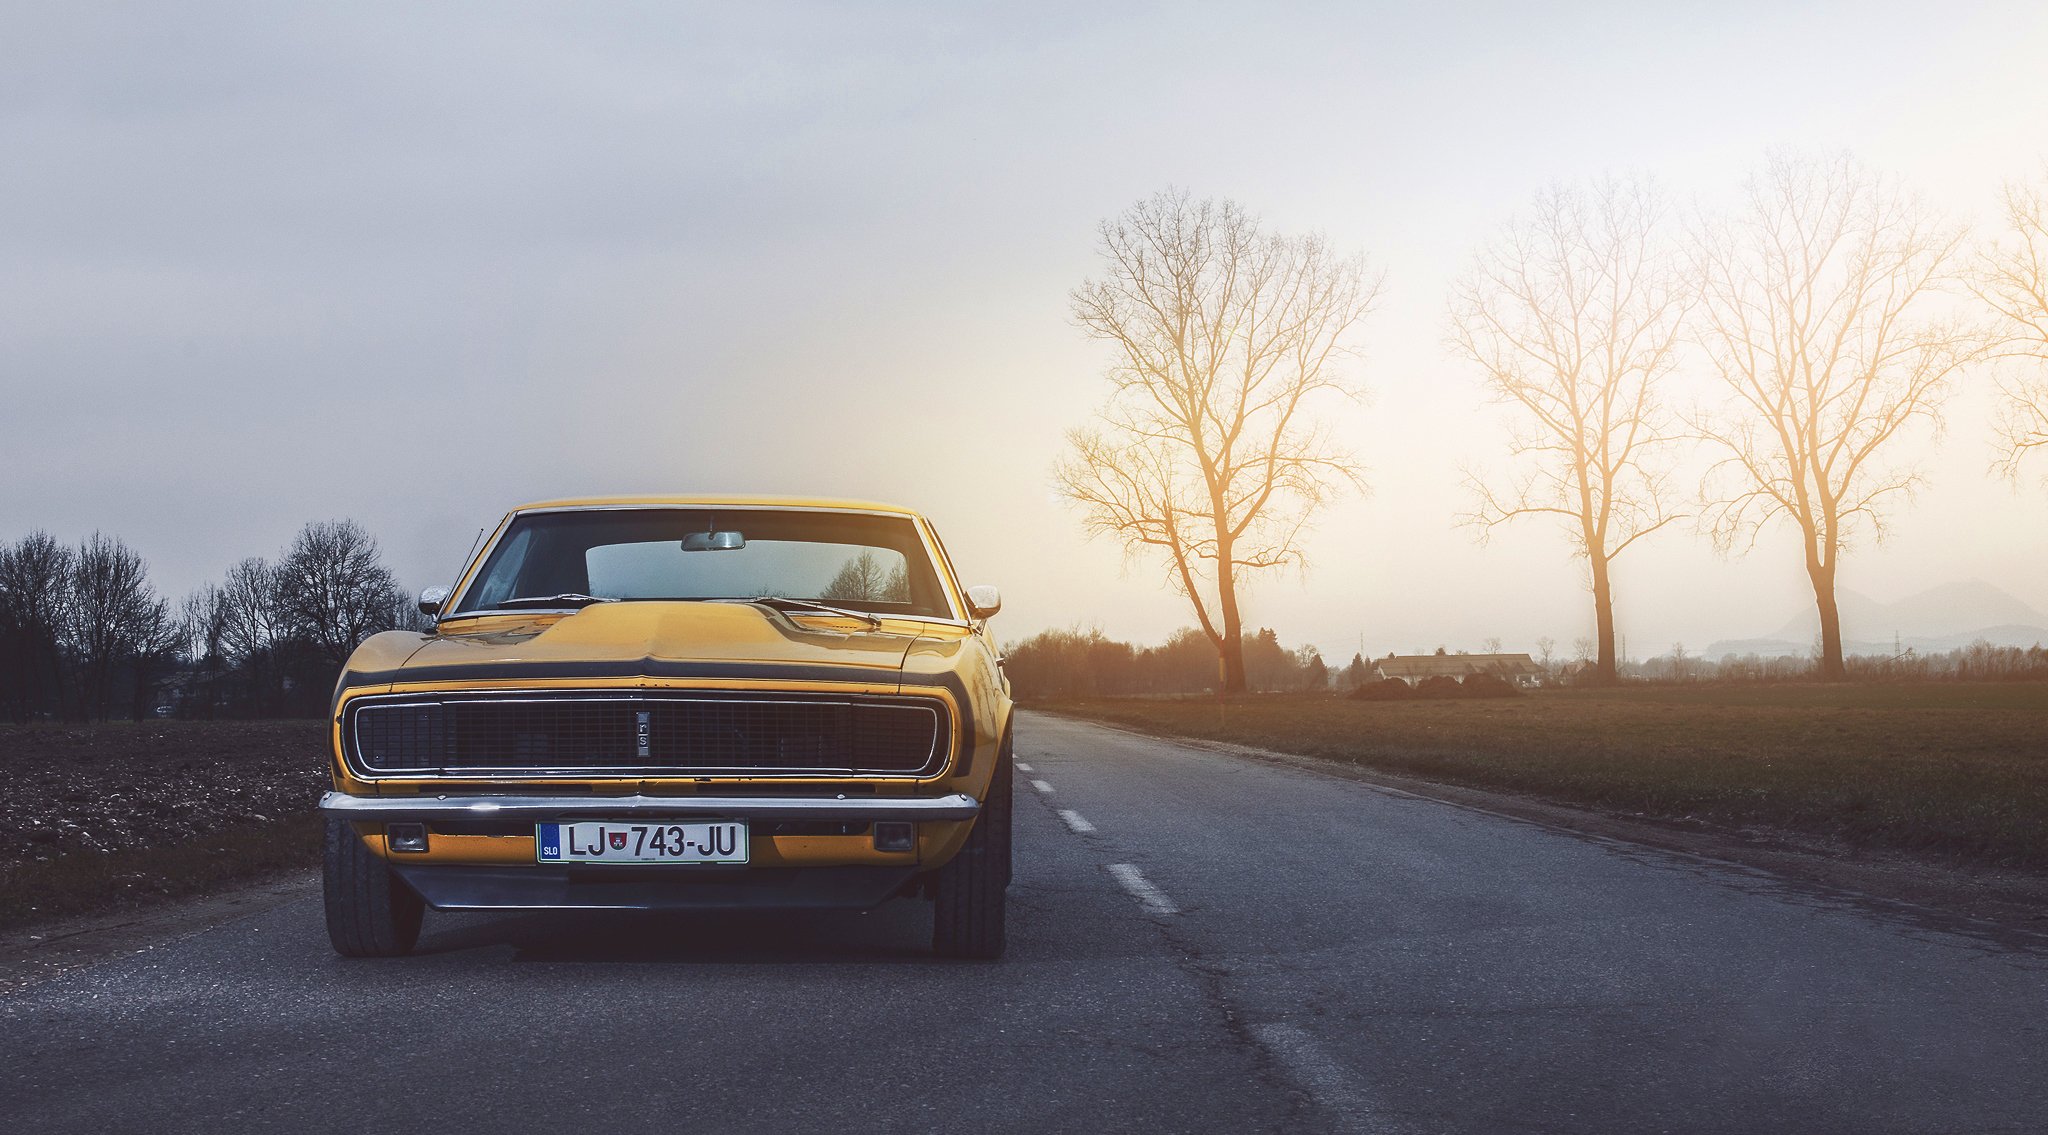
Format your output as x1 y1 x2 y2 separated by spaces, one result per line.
343 691 950 779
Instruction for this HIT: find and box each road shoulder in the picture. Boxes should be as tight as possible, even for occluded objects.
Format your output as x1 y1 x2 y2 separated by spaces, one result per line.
0 870 315 996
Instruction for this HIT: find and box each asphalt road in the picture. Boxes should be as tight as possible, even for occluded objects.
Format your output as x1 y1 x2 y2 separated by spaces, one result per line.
4 711 2045 1134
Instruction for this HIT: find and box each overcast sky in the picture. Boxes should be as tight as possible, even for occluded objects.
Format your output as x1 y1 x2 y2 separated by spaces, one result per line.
4 1 2047 663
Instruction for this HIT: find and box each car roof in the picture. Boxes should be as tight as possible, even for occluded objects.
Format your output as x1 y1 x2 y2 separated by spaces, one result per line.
509 495 924 517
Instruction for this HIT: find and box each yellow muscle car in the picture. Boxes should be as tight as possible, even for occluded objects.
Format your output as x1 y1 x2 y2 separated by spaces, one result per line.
320 497 1013 958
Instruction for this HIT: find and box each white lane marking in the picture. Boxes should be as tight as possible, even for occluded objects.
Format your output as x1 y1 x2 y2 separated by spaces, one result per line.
1057 809 1095 834
1030 779 1054 794
1014 761 1034 773
1250 1023 1404 1135
1105 863 1178 915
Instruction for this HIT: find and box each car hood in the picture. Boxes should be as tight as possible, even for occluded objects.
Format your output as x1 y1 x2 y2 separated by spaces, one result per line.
342 601 934 690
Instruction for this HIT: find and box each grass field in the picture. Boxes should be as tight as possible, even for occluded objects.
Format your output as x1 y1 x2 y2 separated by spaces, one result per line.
1042 683 2048 870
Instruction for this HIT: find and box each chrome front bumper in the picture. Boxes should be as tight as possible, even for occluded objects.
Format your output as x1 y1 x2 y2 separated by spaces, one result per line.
318 790 980 823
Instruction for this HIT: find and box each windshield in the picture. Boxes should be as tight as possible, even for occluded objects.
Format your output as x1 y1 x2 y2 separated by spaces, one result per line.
449 508 956 618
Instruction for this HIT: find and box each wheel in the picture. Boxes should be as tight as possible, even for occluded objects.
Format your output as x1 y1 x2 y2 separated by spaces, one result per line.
323 819 424 957
932 728 1012 959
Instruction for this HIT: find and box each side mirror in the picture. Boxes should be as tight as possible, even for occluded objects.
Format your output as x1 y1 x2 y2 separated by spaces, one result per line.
965 584 1002 620
418 586 451 616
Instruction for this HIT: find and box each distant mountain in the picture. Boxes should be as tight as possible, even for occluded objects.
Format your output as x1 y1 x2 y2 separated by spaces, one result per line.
1889 624 2048 653
1768 580 2048 641
1704 581 2048 659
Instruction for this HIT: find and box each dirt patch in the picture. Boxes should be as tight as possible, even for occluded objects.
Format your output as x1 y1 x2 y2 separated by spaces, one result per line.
0 720 330 927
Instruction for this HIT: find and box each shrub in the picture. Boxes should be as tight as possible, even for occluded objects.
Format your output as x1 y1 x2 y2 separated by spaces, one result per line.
1415 675 1464 699
1460 673 1522 698
1348 678 1414 701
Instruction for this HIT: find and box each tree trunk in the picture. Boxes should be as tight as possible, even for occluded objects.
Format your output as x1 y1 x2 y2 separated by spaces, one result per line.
131 657 157 721
1210 497 1249 694
45 638 72 722
1216 568 1247 694
87 657 112 722
1590 552 1619 685
1808 555 1846 680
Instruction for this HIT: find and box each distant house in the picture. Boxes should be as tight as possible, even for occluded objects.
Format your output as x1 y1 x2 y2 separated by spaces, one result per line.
1377 652 1545 687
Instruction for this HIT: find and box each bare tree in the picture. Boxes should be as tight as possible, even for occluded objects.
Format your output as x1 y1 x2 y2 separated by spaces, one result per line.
126 591 185 720
274 520 406 668
178 584 231 718
0 532 76 722
182 584 228 664
196 556 298 712
1972 169 2048 481
1690 154 1982 680
1450 178 1689 684
65 533 174 720
1056 190 1378 692
218 557 289 667
820 550 909 604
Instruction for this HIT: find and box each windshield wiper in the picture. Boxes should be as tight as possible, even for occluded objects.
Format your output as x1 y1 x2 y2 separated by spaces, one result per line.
495 593 617 610
744 595 882 629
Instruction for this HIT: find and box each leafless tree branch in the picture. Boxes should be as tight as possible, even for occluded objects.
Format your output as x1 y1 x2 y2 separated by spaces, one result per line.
1056 190 1378 691
1448 176 1688 681
1689 152 1987 678
1972 168 2048 482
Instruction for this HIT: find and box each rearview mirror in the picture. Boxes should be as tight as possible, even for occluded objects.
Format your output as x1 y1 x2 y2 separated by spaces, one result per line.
681 531 746 552
418 586 450 616
966 584 1002 620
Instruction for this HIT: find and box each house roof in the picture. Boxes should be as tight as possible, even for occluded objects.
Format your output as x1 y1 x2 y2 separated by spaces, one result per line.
1378 653 1543 678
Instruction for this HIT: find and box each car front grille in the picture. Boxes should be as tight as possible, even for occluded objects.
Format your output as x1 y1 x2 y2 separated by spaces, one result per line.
346 693 948 778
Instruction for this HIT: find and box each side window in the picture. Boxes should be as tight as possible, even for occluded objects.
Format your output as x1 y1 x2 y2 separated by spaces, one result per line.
463 526 533 611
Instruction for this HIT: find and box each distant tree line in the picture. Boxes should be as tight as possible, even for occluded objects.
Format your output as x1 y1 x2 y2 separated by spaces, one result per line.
1005 627 2048 701
1634 642 2048 684
0 519 413 722
1002 626 1335 701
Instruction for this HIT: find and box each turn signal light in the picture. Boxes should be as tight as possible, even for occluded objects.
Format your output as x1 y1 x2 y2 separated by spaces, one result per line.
873 822 915 852
386 823 429 853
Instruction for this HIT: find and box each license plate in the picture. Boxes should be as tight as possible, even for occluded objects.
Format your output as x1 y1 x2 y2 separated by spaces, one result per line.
536 821 749 864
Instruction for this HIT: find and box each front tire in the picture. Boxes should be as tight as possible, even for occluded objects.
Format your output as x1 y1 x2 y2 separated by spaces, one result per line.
323 819 424 958
932 730 1011 959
